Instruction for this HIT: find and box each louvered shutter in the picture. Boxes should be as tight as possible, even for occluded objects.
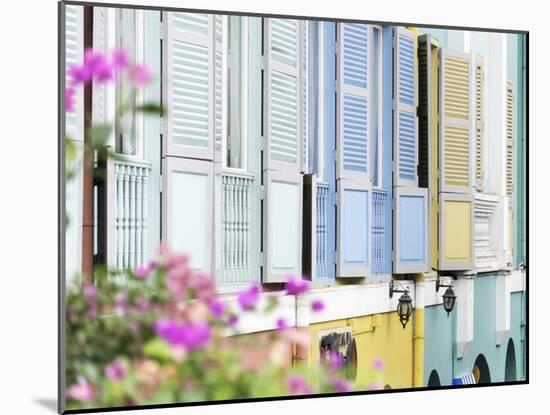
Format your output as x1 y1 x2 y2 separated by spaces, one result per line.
394 27 417 187
474 56 485 192
336 23 371 277
440 49 472 193
214 15 224 158
506 81 514 202
262 18 304 282
64 4 84 281
393 28 429 274
163 12 214 160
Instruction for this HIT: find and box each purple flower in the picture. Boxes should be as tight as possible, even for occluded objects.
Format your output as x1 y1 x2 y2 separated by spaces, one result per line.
276 317 289 330
105 359 126 381
133 265 150 279
227 314 239 327
311 299 325 313
287 375 313 395
115 291 127 314
67 380 94 401
83 283 98 304
286 276 310 296
147 259 159 271
65 87 75 112
189 272 215 303
373 357 383 371
238 283 261 310
111 49 129 70
209 299 225 319
153 319 212 350
331 378 352 393
167 264 191 299
129 64 152 87
94 60 113 82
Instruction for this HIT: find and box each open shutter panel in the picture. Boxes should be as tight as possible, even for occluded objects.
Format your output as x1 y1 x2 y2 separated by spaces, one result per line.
163 12 214 160
506 81 514 202
214 15 224 156
65 4 84 281
336 23 370 277
439 192 474 270
393 28 429 274
394 27 418 187
262 18 303 282
474 56 485 192
440 49 472 193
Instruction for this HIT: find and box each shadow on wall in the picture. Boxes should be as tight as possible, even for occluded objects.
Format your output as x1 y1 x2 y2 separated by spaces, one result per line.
473 354 491 384
427 369 441 387
505 339 517 382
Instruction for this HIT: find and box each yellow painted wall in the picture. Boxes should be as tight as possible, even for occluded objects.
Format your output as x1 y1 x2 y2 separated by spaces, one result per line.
309 312 413 390
441 198 473 264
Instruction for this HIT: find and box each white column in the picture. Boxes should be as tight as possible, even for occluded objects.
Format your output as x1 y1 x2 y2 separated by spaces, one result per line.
455 276 475 359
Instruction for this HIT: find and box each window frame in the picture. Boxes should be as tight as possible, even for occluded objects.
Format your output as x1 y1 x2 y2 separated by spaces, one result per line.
221 16 249 173
370 24 383 189
114 8 145 160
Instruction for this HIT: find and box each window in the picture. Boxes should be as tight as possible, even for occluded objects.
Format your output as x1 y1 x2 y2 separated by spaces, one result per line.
370 25 383 188
115 9 143 157
223 16 248 171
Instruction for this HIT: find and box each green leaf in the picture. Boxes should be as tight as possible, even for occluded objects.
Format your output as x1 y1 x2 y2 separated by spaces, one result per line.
135 103 164 117
143 338 172 361
87 123 112 148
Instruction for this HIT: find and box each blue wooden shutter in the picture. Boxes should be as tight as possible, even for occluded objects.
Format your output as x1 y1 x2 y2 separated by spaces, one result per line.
393 27 429 274
336 23 371 277
262 18 303 282
163 12 214 160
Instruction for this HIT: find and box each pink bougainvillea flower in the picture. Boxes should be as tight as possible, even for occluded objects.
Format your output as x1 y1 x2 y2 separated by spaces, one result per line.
128 64 152 87
311 299 325 313
153 319 212 350
67 63 92 85
136 296 150 312
147 259 159 271
111 49 129 70
94 60 114 83
285 276 310 296
330 378 352 393
83 48 105 72
133 265 150 279
373 357 384 371
329 351 343 371
67 379 94 402
287 375 313 395
105 359 126 381
276 317 289 331
367 382 383 391
227 314 239 327
115 291 127 314
188 272 215 303
83 283 98 305
209 299 225 319
65 87 75 112
238 283 261 310
166 263 192 299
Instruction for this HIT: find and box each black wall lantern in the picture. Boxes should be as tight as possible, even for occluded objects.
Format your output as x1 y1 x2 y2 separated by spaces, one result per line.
436 276 457 317
389 281 413 329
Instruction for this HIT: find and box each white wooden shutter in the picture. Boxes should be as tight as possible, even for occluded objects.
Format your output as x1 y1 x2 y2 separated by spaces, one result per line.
440 49 472 194
214 14 225 157
163 12 214 160
65 4 84 142
506 80 514 202
474 55 485 192
336 23 371 277
262 18 303 282
394 27 418 187
64 4 84 282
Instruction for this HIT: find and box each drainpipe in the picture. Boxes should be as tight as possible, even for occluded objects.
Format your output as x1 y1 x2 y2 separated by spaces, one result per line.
413 273 425 387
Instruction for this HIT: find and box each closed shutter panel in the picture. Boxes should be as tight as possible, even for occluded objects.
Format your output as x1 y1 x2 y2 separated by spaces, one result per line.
163 12 214 160
262 18 303 282
440 49 472 194
393 28 429 273
474 56 485 192
162 12 215 274
65 4 84 281
439 192 474 270
336 23 370 277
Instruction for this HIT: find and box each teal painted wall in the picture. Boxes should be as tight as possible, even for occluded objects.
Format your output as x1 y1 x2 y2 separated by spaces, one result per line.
424 304 454 385
507 33 527 268
143 11 162 262
455 274 524 382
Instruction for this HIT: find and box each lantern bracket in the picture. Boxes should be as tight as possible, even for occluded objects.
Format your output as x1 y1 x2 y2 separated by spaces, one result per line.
389 280 409 298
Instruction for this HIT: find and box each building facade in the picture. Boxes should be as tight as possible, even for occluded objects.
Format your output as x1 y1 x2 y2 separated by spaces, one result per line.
64 4 527 389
